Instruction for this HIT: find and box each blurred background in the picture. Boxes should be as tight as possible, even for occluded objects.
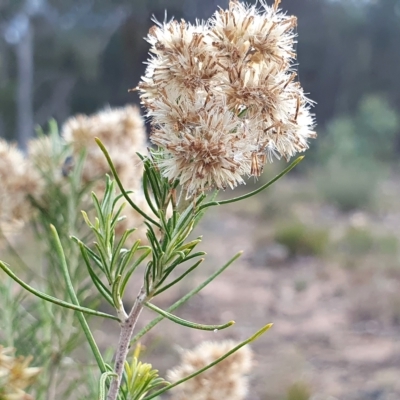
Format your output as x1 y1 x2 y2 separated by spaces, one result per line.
1 0 400 399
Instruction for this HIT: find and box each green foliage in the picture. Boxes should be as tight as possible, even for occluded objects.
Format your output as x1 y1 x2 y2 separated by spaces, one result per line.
339 227 399 257
0 122 104 399
72 176 151 312
123 348 168 400
340 227 375 256
285 382 311 400
319 95 399 162
1 135 293 400
274 221 329 257
313 156 385 212
312 94 397 211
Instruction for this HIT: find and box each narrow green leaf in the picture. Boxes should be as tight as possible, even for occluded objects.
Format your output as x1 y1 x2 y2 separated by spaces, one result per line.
115 239 140 278
49 224 108 373
78 242 114 306
95 138 161 228
111 202 127 231
143 173 160 217
175 237 202 252
71 236 105 272
120 248 152 297
99 371 117 400
112 274 123 311
144 222 162 254
182 251 207 262
145 262 152 295
81 210 94 229
92 192 105 227
0 261 118 321
172 202 196 238
159 211 172 246
145 301 235 331
199 156 304 210
111 229 137 276
94 242 112 283
131 251 242 344
154 258 204 296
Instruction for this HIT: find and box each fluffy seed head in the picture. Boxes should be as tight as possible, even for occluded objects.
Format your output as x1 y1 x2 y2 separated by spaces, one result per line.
167 341 253 400
138 0 316 196
0 139 42 236
61 105 147 188
0 346 41 400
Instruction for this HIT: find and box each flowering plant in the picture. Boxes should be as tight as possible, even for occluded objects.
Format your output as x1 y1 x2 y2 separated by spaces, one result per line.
0 1 315 399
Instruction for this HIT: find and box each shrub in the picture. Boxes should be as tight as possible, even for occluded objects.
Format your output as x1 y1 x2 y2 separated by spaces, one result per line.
274 221 329 257
313 156 385 212
286 382 311 400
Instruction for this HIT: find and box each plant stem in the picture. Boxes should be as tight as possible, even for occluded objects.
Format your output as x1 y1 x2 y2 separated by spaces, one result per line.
107 286 147 400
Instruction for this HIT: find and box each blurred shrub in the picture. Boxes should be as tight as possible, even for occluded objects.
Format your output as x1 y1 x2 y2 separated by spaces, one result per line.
274 221 329 257
340 227 375 255
318 94 400 162
339 227 399 258
356 95 399 160
313 156 384 211
312 94 397 211
377 234 399 256
285 382 311 400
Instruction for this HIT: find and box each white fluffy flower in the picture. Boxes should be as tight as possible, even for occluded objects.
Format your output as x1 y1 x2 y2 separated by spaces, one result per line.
137 0 316 195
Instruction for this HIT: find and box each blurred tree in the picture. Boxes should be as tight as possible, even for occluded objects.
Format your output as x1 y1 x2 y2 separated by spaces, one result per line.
0 0 400 151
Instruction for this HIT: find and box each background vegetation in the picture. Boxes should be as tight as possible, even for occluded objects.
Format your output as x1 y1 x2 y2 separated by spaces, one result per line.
1 0 400 399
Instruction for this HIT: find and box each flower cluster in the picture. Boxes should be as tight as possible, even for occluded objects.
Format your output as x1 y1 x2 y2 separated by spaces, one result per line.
166 341 253 400
138 0 316 196
0 346 41 400
61 105 147 188
0 139 42 238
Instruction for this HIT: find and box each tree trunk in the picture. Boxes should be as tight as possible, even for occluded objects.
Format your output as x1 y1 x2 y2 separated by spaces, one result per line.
16 18 34 151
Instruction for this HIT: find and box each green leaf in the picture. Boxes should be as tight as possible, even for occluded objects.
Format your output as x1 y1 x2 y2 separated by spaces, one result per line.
145 302 235 331
154 258 204 296
78 242 114 306
112 274 124 311
95 138 161 228
115 242 140 281
120 248 152 297
131 251 242 344
99 371 118 400
199 156 304 210
50 224 108 373
143 172 160 217
0 261 118 321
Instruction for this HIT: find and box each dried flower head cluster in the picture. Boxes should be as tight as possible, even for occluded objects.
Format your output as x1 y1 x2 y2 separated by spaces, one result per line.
0 139 42 236
138 0 316 195
0 346 41 400
61 105 147 187
167 341 253 400
28 134 66 187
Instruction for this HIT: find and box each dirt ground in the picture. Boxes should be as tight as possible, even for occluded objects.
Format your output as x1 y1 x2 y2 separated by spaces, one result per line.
118 178 400 400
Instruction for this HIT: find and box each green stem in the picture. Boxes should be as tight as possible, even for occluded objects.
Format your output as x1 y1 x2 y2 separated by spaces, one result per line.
0 261 119 322
142 323 273 400
50 224 107 373
199 156 304 210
